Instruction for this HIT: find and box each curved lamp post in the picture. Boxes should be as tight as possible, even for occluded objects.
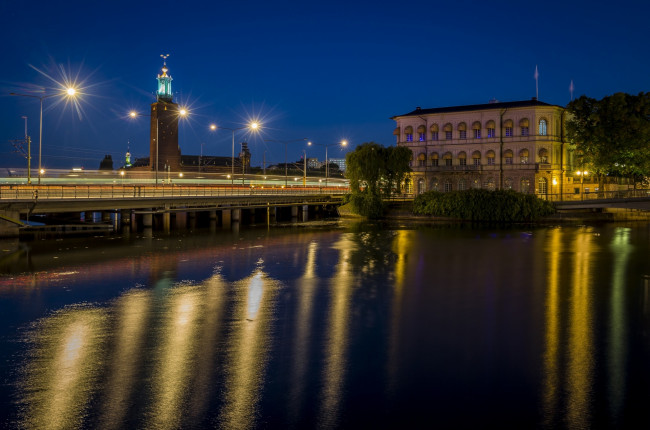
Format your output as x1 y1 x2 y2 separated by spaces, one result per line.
210 122 260 185
307 140 347 188
11 87 78 184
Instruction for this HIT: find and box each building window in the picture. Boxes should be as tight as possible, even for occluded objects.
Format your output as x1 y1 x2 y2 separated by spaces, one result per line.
521 126 529 136
406 133 413 142
486 178 496 191
472 179 481 189
505 157 513 165
459 158 467 166
538 177 548 195
444 180 452 192
431 178 439 191
418 132 426 142
473 158 480 166
505 127 513 137
521 156 529 164
521 178 530 193
404 179 413 194
487 128 495 138
539 119 547 136
459 130 467 139
431 131 439 141
458 179 466 191
474 129 481 138
432 158 439 166
445 158 452 166
487 157 495 165
418 178 426 194
539 148 549 164
504 178 513 189
445 131 452 140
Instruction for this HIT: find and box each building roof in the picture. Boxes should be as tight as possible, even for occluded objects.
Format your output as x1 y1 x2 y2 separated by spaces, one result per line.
391 99 564 119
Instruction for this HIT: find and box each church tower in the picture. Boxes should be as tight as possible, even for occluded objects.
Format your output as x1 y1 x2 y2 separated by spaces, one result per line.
150 55 181 172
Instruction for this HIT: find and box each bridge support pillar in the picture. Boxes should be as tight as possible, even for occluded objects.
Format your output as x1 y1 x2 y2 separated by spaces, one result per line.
121 210 131 225
209 210 217 220
291 205 298 222
142 213 153 229
0 210 21 238
302 205 309 222
232 209 241 222
222 209 231 229
163 212 171 233
101 212 111 223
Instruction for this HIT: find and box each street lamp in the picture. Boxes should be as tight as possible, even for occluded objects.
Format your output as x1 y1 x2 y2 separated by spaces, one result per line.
264 138 308 187
307 140 348 188
11 87 78 184
210 122 260 185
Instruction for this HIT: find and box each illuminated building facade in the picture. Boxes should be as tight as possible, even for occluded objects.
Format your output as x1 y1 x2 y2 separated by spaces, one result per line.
392 99 574 196
150 61 182 171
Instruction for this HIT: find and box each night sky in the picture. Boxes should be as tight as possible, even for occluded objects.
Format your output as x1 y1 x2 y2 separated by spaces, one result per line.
1 0 648 170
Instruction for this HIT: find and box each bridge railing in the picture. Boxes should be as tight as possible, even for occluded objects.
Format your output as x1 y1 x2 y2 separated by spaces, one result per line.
541 189 650 202
0 184 349 200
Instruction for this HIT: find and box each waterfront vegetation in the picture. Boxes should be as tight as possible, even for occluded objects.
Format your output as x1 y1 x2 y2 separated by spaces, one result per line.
412 189 555 222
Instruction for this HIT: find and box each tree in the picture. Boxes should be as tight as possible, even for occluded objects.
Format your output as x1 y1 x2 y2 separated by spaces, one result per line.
345 142 411 198
344 142 411 218
566 92 650 187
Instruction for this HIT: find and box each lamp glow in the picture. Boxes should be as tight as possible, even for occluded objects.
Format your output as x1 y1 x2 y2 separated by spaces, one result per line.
66 87 76 96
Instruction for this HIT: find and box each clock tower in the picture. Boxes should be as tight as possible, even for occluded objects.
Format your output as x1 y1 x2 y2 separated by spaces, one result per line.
150 55 181 172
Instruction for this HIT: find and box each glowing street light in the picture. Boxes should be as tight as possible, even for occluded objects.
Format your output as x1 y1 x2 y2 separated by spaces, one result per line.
307 139 348 188
10 86 78 184
210 122 261 185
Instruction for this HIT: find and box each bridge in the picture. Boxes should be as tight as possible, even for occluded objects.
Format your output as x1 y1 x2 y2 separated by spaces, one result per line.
0 179 348 237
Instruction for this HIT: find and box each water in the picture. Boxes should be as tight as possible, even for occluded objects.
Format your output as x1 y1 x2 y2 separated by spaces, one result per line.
1 221 650 428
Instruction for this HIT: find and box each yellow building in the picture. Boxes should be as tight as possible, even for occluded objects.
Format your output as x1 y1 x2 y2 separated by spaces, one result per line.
392 99 575 198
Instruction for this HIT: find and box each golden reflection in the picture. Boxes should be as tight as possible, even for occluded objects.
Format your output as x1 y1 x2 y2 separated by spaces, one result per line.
20 306 108 429
542 227 562 426
186 272 228 422
608 227 631 419
288 241 319 423
99 290 152 430
149 286 203 429
319 233 357 428
219 269 277 429
567 228 596 428
387 230 414 392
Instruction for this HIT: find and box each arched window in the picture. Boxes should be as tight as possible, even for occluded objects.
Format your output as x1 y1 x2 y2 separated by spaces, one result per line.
486 150 496 165
519 118 530 136
504 177 513 189
538 177 548 195
538 148 549 164
521 178 530 193
417 125 426 142
519 148 529 164
417 178 426 194
404 125 413 142
458 151 467 166
539 119 548 136
430 152 439 166
458 179 466 191
458 122 467 139
472 121 482 139
430 124 439 141
431 177 439 191
486 178 496 191
486 120 496 138
443 123 453 140
472 150 481 166
418 152 426 167
444 179 452 192
504 119 514 137
443 152 453 166
472 178 481 189
504 149 514 165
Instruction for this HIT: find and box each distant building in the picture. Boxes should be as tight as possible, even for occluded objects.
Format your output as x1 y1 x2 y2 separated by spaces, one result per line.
391 99 573 196
99 155 113 170
150 59 182 171
307 158 321 169
328 158 346 172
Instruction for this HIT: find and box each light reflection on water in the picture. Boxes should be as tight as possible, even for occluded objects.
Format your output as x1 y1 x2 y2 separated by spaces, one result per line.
5 223 650 428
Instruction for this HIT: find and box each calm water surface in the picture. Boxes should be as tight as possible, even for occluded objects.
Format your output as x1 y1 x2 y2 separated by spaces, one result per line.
1 221 650 429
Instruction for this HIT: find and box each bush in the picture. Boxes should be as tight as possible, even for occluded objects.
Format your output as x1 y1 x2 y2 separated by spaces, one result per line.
348 191 386 219
412 189 555 222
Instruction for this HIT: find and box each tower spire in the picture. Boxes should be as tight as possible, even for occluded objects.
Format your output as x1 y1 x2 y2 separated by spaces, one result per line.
157 54 173 102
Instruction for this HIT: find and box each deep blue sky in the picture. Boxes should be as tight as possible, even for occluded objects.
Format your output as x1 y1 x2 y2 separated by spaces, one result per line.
1 0 648 169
